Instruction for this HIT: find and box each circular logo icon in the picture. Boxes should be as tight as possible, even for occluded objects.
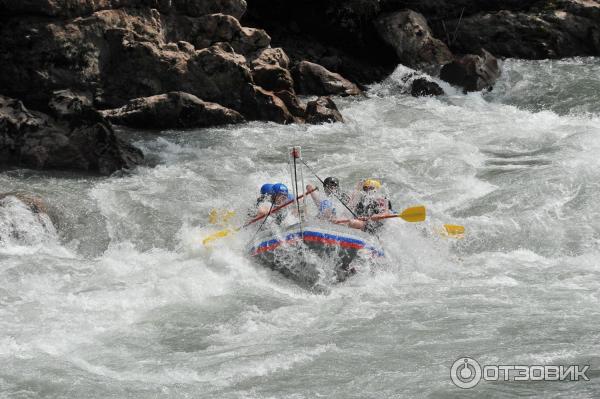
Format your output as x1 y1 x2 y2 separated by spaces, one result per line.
450 357 482 389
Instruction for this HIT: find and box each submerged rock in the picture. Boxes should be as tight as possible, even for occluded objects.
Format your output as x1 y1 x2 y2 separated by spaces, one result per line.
374 10 453 72
305 96 344 124
440 49 501 92
0 192 58 247
101 92 245 129
292 61 362 97
0 95 143 174
410 78 444 97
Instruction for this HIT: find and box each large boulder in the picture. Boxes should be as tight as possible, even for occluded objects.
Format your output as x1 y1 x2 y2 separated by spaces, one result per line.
241 85 295 124
292 61 362 96
374 10 453 72
439 8 600 59
274 90 306 119
101 92 245 129
305 96 344 124
0 94 143 174
440 49 501 92
252 64 295 93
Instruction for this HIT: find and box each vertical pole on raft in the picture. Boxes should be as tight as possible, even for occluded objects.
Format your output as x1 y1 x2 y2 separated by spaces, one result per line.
289 146 304 238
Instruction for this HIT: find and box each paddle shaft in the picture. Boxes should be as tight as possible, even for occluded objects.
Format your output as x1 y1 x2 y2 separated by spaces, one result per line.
242 187 318 228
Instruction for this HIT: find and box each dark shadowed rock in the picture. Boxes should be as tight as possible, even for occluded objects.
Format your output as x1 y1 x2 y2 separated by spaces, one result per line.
172 0 247 19
440 8 600 59
305 96 344 124
174 13 270 55
0 0 247 19
101 92 245 129
48 89 94 119
0 95 142 174
241 85 294 124
374 10 453 72
440 49 501 92
410 78 444 97
274 90 306 118
252 64 294 92
292 61 361 96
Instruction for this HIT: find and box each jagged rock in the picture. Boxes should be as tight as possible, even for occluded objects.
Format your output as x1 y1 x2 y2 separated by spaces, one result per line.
0 95 143 174
305 96 344 124
374 10 453 71
244 0 397 85
292 61 361 96
274 90 306 118
48 89 94 119
241 85 294 124
249 47 290 70
440 8 600 59
410 78 444 96
173 13 270 55
101 92 245 129
440 49 501 92
252 64 294 92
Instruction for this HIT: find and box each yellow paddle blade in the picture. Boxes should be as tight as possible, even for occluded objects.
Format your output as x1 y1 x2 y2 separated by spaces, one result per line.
208 209 236 226
399 206 426 222
209 209 219 225
222 210 236 223
202 228 236 245
443 224 465 239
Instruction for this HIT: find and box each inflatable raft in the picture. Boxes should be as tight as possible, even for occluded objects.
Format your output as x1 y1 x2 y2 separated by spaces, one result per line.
248 221 384 289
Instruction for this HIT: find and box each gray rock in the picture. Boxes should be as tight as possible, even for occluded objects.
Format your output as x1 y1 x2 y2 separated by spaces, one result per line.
374 10 454 72
101 92 245 129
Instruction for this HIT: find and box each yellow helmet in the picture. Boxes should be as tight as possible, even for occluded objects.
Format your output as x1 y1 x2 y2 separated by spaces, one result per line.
363 179 382 190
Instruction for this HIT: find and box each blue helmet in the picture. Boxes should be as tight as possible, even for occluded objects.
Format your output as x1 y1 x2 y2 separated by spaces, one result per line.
271 183 289 195
260 183 274 195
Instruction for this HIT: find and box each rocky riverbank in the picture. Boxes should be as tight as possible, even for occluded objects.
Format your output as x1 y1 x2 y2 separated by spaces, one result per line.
1 0 598 174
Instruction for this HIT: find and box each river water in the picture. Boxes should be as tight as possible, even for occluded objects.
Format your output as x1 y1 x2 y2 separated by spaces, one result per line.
1 58 599 398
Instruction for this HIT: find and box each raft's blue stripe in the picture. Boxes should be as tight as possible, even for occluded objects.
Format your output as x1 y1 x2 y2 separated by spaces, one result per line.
252 230 384 256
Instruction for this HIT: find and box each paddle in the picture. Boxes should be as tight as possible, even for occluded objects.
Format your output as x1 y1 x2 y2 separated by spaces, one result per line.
334 205 427 224
441 224 465 239
202 187 318 245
